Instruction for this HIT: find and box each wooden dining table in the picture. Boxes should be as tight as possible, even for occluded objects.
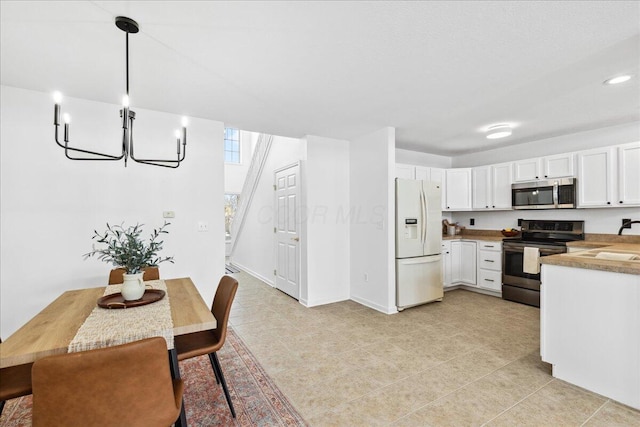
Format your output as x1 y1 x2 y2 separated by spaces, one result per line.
0 277 216 427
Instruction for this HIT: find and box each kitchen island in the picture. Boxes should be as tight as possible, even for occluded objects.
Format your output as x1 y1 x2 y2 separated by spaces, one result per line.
540 241 640 410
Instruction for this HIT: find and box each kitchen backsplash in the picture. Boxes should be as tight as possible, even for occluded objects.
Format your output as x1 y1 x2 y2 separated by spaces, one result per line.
451 207 640 235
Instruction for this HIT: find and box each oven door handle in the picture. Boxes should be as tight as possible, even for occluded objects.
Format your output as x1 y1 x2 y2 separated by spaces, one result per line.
553 180 559 208
504 246 564 256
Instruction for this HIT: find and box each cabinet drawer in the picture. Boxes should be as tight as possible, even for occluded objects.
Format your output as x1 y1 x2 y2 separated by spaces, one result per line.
478 241 501 251
479 250 501 270
478 269 502 292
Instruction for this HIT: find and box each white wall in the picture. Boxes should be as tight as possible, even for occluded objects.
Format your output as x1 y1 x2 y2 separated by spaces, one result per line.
224 130 258 194
452 122 640 167
231 135 306 284
304 135 351 306
396 148 452 168
0 86 225 338
349 127 396 314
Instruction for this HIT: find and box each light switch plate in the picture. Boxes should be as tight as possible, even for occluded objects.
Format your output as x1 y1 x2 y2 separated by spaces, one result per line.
163 211 175 218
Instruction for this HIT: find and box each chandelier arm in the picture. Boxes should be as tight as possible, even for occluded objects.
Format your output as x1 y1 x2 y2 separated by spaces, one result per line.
134 160 182 169
128 119 187 165
55 125 126 160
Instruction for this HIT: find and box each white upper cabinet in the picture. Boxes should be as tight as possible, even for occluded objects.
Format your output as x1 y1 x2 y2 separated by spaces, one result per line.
543 153 575 179
618 142 640 206
445 168 472 211
429 168 447 211
513 153 575 182
577 147 615 208
492 162 513 209
396 163 416 179
472 163 512 210
472 166 491 210
513 158 541 181
577 142 640 208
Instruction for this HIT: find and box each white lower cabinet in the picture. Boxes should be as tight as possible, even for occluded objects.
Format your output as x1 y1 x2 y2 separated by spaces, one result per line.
448 240 476 286
441 241 452 288
459 241 477 285
444 239 502 294
477 240 502 292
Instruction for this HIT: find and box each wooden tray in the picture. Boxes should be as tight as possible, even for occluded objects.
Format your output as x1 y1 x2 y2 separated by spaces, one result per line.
97 289 166 309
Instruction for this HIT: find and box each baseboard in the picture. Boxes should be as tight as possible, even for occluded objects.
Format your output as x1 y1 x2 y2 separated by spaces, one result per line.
229 261 275 287
450 284 502 298
305 294 350 308
350 294 398 314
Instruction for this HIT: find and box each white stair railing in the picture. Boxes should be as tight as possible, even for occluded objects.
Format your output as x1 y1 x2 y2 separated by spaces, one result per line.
228 133 273 255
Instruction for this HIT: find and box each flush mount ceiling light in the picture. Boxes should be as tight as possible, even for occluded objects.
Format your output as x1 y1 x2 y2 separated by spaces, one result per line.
485 124 513 140
603 75 632 85
53 16 188 168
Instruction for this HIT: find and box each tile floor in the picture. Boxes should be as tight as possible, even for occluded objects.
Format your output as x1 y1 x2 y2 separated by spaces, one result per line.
228 271 640 426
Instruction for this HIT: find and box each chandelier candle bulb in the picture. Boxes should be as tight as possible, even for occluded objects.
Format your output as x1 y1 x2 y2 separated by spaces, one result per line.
63 114 70 142
53 103 60 125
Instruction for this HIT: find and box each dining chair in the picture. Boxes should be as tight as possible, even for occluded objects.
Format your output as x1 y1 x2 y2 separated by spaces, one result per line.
0 339 33 417
31 337 183 427
174 275 238 417
108 266 160 284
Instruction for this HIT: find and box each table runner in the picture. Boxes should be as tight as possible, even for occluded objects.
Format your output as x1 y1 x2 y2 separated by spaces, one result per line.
68 279 174 352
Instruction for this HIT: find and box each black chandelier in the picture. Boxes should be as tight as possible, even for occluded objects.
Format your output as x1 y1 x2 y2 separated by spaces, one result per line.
53 16 187 168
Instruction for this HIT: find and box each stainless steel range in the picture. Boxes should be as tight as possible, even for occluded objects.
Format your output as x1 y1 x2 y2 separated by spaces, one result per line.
502 219 584 307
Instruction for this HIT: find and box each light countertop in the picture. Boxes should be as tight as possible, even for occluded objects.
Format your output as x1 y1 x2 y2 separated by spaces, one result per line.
542 241 640 275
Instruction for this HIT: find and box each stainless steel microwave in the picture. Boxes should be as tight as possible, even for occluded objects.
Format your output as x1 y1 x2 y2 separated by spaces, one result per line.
512 177 576 209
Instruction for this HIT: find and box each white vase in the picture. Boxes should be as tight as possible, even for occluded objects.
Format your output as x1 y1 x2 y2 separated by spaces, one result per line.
121 272 145 301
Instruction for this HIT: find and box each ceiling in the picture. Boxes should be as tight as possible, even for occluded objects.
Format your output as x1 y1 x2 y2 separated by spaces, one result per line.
1 1 639 156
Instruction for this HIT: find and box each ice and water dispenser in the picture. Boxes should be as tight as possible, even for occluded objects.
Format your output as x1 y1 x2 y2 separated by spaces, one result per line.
403 218 418 239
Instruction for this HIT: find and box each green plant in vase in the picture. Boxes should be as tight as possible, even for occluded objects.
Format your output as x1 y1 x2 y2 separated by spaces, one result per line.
84 221 174 300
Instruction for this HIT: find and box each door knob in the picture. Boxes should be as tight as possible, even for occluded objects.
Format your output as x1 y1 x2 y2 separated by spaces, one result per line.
292 237 300 241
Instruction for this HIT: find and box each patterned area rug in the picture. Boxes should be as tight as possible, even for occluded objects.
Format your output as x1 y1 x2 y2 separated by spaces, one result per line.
0 329 306 426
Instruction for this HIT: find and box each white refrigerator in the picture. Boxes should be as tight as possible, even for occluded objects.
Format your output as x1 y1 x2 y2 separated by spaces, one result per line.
396 178 443 311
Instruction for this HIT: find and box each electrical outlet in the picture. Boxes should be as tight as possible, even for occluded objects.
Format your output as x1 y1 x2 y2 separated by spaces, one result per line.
622 218 632 229
364 273 368 282
163 211 175 218
197 221 209 232
470 218 475 226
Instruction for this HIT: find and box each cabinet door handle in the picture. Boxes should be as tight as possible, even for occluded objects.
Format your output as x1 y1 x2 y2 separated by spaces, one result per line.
484 279 495 282
484 259 495 262
483 245 494 248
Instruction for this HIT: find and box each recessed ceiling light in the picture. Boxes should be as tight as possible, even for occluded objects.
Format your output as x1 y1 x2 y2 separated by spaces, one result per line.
486 124 512 139
604 75 632 85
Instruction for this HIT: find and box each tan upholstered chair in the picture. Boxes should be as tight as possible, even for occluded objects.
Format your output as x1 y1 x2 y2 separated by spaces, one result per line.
108 266 160 285
31 337 183 427
0 338 33 416
174 275 238 417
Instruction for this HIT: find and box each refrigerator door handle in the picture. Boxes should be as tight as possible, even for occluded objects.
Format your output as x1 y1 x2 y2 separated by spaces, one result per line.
398 255 442 265
419 189 426 245
420 189 427 245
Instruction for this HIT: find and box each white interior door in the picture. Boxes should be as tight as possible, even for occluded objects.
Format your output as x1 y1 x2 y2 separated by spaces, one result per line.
274 164 300 299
